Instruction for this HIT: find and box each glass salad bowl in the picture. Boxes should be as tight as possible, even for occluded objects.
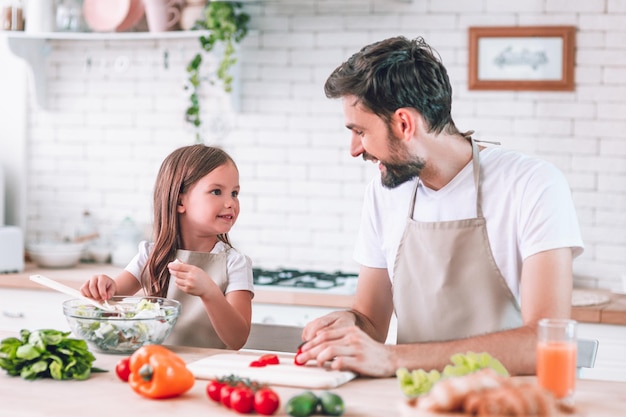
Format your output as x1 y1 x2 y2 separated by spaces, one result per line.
63 296 181 354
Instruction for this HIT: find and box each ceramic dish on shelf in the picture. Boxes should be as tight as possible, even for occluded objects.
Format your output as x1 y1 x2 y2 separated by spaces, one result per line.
571 289 611 307
116 0 145 32
26 242 85 268
83 0 130 32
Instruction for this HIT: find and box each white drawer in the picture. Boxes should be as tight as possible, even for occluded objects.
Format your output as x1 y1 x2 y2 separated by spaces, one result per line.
578 323 626 382
0 288 71 333
252 303 337 327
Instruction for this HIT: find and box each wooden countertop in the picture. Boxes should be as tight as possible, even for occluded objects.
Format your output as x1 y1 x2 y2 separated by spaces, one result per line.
571 289 626 326
0 330 624 417
0 263 355 309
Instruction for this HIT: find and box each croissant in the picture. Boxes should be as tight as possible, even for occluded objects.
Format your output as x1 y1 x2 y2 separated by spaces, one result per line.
463 382 555 416
416 369 556 416
417 368 507 412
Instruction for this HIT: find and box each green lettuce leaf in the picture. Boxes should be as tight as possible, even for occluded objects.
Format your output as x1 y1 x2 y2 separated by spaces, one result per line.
396 351 509 398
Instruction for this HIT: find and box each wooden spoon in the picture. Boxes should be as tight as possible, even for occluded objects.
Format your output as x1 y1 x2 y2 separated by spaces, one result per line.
29 274 119 313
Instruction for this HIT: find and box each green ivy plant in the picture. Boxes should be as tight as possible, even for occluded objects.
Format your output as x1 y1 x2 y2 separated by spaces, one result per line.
186 2 250 143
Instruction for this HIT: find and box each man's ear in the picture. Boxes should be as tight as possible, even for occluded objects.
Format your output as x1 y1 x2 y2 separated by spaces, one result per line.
393 108 419 142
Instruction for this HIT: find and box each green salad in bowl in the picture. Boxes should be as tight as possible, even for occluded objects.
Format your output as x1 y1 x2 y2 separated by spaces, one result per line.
63 296 181 354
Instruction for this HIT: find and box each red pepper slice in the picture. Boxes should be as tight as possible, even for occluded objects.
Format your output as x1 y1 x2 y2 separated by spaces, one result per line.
294 346 306 366
258 353 280 365
249 360 267 367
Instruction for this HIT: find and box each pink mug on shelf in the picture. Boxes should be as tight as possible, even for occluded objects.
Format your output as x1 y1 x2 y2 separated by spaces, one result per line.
142 0 181 32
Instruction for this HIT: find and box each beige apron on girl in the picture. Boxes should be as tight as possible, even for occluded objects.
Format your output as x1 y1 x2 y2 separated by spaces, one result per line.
165 249 228 349
392 139 522 344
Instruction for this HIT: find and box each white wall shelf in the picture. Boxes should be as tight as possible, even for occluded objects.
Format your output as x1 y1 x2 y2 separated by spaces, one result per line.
3 30 207 41
2 30 242 110
4 31 206 108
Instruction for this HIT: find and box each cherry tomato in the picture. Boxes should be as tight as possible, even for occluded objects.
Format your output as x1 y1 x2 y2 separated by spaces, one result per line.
206 379 225 402
249 360 267 367
114 357 131 382
231 386 255 414
254 387 281 415
220 384 236 408
259 353 280 365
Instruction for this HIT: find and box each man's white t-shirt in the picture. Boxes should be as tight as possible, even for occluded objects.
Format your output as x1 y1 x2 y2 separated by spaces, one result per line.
353 147 584 301
125 240 254 295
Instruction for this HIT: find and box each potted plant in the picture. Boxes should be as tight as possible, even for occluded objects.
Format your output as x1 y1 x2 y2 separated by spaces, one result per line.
185 1 250 143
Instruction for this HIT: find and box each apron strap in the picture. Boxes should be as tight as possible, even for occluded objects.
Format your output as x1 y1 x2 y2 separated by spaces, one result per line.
408 178 420 218
471 138 501 218
470 138 483 218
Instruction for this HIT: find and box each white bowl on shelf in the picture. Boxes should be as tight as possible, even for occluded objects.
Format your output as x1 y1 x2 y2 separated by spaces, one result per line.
27 242 85 268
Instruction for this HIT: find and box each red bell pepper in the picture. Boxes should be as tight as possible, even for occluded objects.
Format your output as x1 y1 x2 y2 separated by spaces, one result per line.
128 345 195 399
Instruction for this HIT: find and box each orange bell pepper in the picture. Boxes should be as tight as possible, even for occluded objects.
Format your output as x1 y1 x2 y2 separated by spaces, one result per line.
128 345 195 399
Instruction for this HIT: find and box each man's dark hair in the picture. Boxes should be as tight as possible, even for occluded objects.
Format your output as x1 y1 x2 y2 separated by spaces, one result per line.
324 36 459 135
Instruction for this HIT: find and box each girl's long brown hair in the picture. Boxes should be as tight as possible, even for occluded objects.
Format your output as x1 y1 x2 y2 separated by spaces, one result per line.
142 145 235 297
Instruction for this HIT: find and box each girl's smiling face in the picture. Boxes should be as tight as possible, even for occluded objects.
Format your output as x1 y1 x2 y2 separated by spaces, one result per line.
177 161 240 247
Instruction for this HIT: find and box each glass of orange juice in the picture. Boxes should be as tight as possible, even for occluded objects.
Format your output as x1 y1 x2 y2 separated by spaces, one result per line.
536 318 577 401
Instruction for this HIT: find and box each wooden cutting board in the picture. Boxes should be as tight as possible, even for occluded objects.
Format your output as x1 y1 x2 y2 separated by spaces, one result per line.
187 352 356 389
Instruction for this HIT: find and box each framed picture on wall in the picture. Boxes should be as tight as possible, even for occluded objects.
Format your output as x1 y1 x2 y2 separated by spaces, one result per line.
468 26 576 91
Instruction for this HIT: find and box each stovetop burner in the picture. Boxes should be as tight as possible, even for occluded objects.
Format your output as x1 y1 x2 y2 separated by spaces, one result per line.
252 268 358 290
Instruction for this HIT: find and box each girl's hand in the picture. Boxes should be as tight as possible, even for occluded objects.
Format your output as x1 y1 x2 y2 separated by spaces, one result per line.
80 274 116 301
168 260 217 297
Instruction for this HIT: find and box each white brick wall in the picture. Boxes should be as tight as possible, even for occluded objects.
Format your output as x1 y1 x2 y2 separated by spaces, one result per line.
9 0 626 288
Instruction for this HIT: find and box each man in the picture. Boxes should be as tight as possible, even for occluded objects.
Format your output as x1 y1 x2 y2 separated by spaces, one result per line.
297 36 584 377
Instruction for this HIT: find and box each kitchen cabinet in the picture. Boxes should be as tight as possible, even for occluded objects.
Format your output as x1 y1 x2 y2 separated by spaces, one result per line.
252 302 337 327
252 302 399 345
0 288 71 332
577 322 626 382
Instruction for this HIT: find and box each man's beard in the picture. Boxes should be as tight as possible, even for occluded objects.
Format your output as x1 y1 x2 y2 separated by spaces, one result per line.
381 159 424 188
379 128 425 189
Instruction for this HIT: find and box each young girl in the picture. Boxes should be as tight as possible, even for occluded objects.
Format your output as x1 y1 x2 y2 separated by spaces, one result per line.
80 145 254 349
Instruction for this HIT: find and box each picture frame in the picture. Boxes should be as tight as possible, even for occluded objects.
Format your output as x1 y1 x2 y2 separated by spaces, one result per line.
468 26 576 91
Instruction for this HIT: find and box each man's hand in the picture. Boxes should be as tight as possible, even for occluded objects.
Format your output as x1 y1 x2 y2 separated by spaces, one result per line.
299 324 397 377
301 310 356 341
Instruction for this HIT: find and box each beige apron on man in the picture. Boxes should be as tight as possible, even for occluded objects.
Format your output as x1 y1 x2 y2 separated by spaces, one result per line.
392 139 522 344
165 249 229 348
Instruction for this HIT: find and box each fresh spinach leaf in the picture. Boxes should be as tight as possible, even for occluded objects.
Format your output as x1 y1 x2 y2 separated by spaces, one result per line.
0 329 103 381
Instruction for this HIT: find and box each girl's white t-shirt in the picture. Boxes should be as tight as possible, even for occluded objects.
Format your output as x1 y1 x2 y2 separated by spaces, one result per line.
353 147 584 301
125 240 254 295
